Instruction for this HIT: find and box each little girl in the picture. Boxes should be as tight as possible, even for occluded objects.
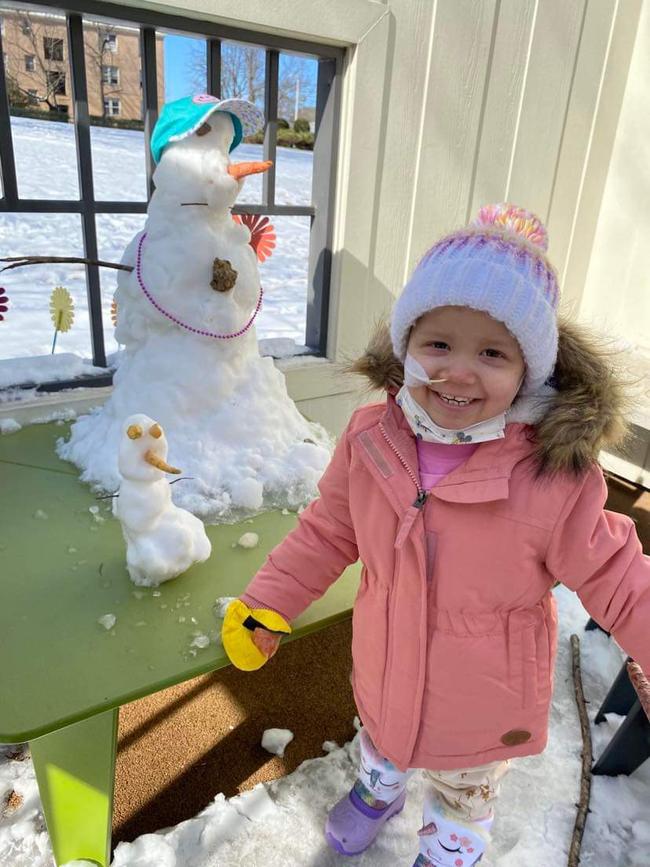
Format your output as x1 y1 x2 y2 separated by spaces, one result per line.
222 204 650 865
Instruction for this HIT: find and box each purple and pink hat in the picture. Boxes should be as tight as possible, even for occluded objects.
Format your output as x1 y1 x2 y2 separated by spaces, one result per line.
390 204 561 393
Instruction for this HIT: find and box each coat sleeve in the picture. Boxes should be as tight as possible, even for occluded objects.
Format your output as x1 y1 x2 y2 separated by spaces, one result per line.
545 463 650 673
239 420 359 622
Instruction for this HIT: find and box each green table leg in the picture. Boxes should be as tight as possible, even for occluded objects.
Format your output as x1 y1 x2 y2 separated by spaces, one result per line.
30 708 119 867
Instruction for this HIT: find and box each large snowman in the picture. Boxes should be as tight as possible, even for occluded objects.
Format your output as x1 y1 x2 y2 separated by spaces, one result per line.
58 94 332 520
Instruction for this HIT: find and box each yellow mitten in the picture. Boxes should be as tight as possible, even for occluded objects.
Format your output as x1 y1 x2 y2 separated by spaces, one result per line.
222 599 292 671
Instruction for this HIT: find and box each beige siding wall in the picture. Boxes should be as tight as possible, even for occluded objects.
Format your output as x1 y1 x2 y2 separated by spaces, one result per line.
580 0 650 359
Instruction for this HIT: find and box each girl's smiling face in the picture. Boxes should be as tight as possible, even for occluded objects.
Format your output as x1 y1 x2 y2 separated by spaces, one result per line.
406 306 526 427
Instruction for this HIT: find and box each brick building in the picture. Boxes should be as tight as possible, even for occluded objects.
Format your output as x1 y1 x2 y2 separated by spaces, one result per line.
0 8 164 121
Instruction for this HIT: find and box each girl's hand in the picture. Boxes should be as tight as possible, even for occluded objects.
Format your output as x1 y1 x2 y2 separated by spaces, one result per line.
252 627 281 659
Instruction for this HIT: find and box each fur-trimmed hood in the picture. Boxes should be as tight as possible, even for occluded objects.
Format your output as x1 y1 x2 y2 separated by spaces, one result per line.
346 319 637 476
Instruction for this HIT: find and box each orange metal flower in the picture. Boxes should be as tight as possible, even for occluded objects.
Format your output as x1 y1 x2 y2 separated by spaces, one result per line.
232 213 276 263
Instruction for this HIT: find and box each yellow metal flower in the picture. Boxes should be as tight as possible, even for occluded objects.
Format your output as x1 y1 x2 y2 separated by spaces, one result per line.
50 286 75 333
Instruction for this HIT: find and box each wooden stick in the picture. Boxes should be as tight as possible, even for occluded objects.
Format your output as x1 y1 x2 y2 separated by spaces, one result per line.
0 256 133 273
568 633 593 867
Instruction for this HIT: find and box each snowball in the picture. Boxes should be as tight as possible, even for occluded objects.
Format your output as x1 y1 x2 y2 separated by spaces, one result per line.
237 532 259 549
322 741 339 753
89 505 100 515
190 634 210 649
261 728 294 757
98 614 116 630
33 509 48 520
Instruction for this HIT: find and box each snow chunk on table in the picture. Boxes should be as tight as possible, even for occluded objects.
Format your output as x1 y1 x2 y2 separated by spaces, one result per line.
261 728 294 757
0 418 21 435
237 532 259 549
213 596 236 618
97 614 116 630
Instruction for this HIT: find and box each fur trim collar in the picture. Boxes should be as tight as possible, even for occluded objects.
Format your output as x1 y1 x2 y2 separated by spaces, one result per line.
345 319 635 476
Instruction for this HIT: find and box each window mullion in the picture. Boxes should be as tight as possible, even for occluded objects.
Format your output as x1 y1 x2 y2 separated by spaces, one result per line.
67 12 106 369
207 38 221 97
262 48 278 209
140 26 158 201
0 28 19 204
305 56 340 354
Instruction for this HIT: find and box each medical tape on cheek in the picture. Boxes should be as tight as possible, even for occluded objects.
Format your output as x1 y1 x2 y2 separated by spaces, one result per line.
403 353 447 388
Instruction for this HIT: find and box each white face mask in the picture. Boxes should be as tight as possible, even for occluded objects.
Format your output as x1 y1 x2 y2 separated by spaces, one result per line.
398 353 524 445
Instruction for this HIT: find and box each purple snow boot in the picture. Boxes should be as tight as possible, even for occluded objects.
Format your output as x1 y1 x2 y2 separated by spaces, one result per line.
325 787 407 856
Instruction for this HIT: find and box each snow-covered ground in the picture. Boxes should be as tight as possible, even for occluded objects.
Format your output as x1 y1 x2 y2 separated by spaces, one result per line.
0 116 313 375
1 585 649 867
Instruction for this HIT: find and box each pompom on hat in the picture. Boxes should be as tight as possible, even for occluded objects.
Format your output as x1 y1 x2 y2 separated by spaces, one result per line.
150 94 264 164
390 204 561 393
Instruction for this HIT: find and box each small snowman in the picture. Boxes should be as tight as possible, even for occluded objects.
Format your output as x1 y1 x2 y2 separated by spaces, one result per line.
114 413 211 586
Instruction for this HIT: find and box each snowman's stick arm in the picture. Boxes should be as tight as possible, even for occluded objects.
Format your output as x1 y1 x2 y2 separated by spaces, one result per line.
0 256 133 273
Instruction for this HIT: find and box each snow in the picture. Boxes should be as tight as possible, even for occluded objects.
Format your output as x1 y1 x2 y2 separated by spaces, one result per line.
261 728 295 758
0 117 314 371
236 532 259 549
97 614 116 631
213 597 236 619
0 353 108 390
0 418 21 435
1 586 648 866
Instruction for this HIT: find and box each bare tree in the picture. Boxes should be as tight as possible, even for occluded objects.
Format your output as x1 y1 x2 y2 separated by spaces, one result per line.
2 11 68 111
185 40 315 123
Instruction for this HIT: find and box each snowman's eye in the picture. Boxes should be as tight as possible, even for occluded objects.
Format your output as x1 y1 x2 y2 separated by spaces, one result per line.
127 424 143 440
196 122 211 137
149 423 163 439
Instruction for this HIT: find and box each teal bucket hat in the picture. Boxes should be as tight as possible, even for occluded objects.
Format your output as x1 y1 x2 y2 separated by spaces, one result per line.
150 94 264 164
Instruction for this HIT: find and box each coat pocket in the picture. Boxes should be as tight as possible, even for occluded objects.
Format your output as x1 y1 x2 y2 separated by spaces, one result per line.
419 604 553 757
508 607 552 711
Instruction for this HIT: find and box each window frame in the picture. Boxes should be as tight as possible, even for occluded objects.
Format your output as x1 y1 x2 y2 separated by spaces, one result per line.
0 0 343 394
24 53 35 71
102 95 119 115
101 63 118 85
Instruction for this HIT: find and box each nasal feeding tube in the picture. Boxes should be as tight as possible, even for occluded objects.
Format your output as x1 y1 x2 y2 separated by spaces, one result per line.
403 354 448 388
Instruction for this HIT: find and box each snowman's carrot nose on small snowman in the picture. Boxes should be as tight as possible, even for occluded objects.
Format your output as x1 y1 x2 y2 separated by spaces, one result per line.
144 449 181 475
227 160 273 181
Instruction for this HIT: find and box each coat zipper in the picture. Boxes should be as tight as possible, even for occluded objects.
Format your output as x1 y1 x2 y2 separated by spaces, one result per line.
378 422 428 509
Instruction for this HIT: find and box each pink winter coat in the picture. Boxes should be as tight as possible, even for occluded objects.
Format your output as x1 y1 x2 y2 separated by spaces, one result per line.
241 321 650 771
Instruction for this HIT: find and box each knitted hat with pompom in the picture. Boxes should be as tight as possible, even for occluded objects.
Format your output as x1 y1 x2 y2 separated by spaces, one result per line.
390 204 560 394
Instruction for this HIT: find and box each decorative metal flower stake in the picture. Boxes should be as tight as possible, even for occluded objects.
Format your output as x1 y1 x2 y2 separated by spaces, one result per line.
49 285 75 353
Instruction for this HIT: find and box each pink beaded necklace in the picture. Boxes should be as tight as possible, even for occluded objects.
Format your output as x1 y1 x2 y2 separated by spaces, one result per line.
135 232 263 339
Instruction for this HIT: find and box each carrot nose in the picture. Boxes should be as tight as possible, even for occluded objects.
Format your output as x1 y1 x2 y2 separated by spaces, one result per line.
227 160 273 181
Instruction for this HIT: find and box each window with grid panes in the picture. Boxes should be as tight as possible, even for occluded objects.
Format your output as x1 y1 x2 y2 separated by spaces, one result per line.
0 0 342 393
101 64 118 85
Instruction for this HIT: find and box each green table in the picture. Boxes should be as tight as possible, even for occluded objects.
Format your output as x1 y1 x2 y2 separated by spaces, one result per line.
0 421 360 866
